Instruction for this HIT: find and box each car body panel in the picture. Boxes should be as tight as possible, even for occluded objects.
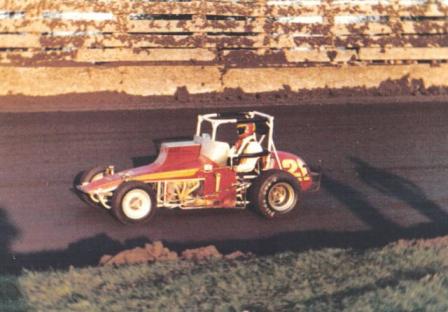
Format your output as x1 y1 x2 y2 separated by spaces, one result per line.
78 141 240 208
79 142 201 192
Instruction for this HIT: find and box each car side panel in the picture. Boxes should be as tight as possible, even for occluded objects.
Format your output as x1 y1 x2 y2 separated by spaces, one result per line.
198 167 237 208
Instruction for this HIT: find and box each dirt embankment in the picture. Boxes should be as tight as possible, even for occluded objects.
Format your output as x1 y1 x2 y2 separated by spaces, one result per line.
2 74 448 113
100 236 448 267
99 241 251 266
392 236 448 250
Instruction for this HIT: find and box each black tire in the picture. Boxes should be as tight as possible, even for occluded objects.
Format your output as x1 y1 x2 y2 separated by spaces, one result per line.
111 181 157 225
248 169 301 219
78 166 108 208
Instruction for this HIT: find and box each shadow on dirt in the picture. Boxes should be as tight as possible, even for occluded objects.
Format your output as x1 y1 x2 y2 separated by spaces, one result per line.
350 156 448 223
131 136 193 167
0 208 20 274
131 155 158 168
8 221 448 273
322 175 399 235
0 209 28 310
15 234 132 272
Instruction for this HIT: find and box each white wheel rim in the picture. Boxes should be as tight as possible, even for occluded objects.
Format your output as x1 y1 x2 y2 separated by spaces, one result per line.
89 172 104 203
122 189 151 220
267 182 295 212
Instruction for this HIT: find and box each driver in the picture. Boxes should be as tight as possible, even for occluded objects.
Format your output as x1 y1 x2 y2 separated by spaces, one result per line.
229 122 263 172
233 123 256 152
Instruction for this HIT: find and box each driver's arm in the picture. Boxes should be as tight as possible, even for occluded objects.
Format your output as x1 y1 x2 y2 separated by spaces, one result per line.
230 135 257 160
229 138 248 158
229 145 241 158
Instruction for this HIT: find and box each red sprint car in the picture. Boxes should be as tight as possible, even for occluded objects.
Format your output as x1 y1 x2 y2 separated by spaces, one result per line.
77 111 321 224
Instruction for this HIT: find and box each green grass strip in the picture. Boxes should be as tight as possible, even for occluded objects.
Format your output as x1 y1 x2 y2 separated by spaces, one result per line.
6 242 448 312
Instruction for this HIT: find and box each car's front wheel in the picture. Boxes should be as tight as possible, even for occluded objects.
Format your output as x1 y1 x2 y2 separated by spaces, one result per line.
111 181 157 224
248 169 301 219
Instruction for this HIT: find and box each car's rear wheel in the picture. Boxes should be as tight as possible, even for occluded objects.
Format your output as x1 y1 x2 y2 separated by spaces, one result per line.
111 181 157 224
78 166 108 208
248 169 301 219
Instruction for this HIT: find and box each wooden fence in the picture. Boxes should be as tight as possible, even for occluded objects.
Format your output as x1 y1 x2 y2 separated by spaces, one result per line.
0 0 447 65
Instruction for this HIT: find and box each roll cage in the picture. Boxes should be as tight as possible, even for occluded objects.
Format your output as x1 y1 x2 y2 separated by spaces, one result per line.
195 111 283 169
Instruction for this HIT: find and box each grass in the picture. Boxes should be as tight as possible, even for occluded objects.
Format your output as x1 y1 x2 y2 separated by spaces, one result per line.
5 241 448 312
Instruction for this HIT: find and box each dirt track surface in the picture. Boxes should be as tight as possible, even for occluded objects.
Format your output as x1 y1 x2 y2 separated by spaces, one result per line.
0 102 447 271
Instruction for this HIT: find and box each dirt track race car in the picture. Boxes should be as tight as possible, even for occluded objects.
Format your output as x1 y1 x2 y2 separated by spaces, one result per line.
77 111 321 224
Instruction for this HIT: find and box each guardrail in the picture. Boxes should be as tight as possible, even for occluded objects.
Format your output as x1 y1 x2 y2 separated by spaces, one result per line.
0 0 447 65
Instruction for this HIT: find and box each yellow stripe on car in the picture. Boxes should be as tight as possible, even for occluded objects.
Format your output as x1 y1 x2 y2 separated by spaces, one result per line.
135 168 199 182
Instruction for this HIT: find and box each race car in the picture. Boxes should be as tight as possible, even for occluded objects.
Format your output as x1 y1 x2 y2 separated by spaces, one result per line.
76 111 321 224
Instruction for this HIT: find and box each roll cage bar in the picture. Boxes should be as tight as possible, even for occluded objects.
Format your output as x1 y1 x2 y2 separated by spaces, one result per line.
195 111 283 169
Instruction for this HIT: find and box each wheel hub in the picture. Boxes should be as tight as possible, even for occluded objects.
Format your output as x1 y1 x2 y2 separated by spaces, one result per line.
130 198 143 210
122 189 152 220
267 182 295 212
270 187 287 204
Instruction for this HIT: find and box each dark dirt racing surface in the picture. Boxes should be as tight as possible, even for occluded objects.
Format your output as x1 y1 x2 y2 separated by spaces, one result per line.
0 101 447 272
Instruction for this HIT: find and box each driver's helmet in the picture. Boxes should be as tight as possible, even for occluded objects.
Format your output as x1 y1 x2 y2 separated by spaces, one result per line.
236 122 256 140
